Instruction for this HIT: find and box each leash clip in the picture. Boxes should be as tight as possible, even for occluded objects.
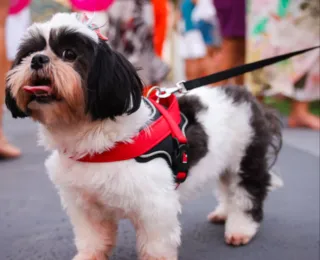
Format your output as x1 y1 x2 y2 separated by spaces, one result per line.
146 81 187 103
156 87 181 99
156 81 187 99
175 80 187 93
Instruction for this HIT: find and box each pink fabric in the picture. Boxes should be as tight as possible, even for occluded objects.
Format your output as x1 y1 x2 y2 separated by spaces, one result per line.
9 0 31 15
70 0 114 11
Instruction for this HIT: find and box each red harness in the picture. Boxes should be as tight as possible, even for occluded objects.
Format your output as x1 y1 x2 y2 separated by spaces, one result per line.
73 94 189 184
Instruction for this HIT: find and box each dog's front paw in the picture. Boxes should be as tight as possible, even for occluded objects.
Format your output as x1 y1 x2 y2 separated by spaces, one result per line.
225 233 252 246
224 213 259 246
72 252 108 260
207 205 227 224
140 254 177 260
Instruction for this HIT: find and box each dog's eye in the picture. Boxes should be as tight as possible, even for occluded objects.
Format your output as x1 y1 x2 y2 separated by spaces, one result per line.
62 49 77 61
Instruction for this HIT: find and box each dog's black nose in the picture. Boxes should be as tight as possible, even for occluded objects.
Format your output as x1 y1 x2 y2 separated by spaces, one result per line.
31 54 50 70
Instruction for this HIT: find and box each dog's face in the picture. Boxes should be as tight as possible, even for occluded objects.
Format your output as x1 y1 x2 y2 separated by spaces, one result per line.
6 13 143 126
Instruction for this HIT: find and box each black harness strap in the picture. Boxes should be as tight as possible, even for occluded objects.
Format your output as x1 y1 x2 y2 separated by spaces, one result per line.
135 99 190 184
183 46 320 90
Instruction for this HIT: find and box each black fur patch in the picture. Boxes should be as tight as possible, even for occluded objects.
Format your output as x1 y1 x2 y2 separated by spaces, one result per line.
14 30 46 66
5 30 46 119
49 28 143 120
5 87 28 118
222 85 254 104
222 86 282 222
178 95 209 168
4 30 47 118
49 27 94 77
86 39 143 120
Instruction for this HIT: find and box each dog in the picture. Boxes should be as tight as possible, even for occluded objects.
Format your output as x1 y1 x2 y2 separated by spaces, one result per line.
5 13 283 260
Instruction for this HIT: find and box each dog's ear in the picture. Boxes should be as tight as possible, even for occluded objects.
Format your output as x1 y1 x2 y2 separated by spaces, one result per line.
5 85 28 119
86 40 143 120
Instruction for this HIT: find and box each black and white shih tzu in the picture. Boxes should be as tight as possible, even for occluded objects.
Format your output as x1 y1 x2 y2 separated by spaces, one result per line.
6 13 283 260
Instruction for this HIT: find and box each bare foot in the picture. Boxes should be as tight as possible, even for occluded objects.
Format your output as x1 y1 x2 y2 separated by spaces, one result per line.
0 138 21 158
288 112 320 130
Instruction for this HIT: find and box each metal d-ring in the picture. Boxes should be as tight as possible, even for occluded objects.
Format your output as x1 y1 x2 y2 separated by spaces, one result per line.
146 86 161 98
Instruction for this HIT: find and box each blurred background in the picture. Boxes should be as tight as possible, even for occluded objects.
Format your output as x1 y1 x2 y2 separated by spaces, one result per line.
0 1 319 260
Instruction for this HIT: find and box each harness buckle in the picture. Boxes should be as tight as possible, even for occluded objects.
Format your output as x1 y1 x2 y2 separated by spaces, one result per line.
173 142 189 184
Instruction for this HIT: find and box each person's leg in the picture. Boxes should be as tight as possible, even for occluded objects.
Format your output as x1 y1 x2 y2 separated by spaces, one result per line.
200 22 220 77
212 0 245 86
0 1 21 158
288 101 320 130
211 37 245 86
185 58 203 80
202 48 217 78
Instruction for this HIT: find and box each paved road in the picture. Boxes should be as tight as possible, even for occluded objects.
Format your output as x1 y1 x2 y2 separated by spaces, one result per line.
1 111 319 260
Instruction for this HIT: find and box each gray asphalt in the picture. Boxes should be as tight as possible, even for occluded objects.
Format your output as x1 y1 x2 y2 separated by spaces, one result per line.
1 112 319 260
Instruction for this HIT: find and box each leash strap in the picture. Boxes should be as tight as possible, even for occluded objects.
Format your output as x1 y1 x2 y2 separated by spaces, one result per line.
183 46 320 90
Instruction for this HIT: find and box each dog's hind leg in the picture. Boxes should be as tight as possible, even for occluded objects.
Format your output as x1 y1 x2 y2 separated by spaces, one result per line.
207 172 230 224
224 153 270 246
224 176 263 246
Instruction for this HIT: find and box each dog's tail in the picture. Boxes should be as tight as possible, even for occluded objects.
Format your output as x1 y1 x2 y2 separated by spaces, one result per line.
264 106 284 190
264 106 283 169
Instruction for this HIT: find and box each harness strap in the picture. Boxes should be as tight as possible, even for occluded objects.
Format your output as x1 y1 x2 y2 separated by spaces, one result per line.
149 99 187 144
150 98 189 184
183 46 320 90
74 95 183 163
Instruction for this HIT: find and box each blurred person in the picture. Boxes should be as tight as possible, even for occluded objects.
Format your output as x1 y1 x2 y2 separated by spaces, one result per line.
247 0 320 130
192 0 220 75
0 0 31 158
211 0 246 85
152 0 169 58
31 0 112 34
178 0 207 80
106 0 170 92
31 0 70 22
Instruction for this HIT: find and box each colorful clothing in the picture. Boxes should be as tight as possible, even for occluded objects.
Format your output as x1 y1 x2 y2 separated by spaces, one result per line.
181 0 195 32
192 0 218 46
246 0 320 101
9 0 30 14
152 0 168 57
195 20 215 46
30 0 70 23
179 0 206 59
213 0 245 38
107 0 170 86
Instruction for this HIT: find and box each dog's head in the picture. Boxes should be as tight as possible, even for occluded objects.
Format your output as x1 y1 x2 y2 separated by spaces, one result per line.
6 13 143 126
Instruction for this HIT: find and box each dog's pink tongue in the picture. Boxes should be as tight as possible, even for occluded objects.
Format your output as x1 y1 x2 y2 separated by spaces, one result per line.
23 86 52 95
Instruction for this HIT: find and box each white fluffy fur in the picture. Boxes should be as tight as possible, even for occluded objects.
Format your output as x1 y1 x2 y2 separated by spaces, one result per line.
26 13 99 43
42 87 262 259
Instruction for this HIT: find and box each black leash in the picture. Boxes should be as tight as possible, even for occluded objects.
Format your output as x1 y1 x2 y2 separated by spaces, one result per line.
182 46 320 90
